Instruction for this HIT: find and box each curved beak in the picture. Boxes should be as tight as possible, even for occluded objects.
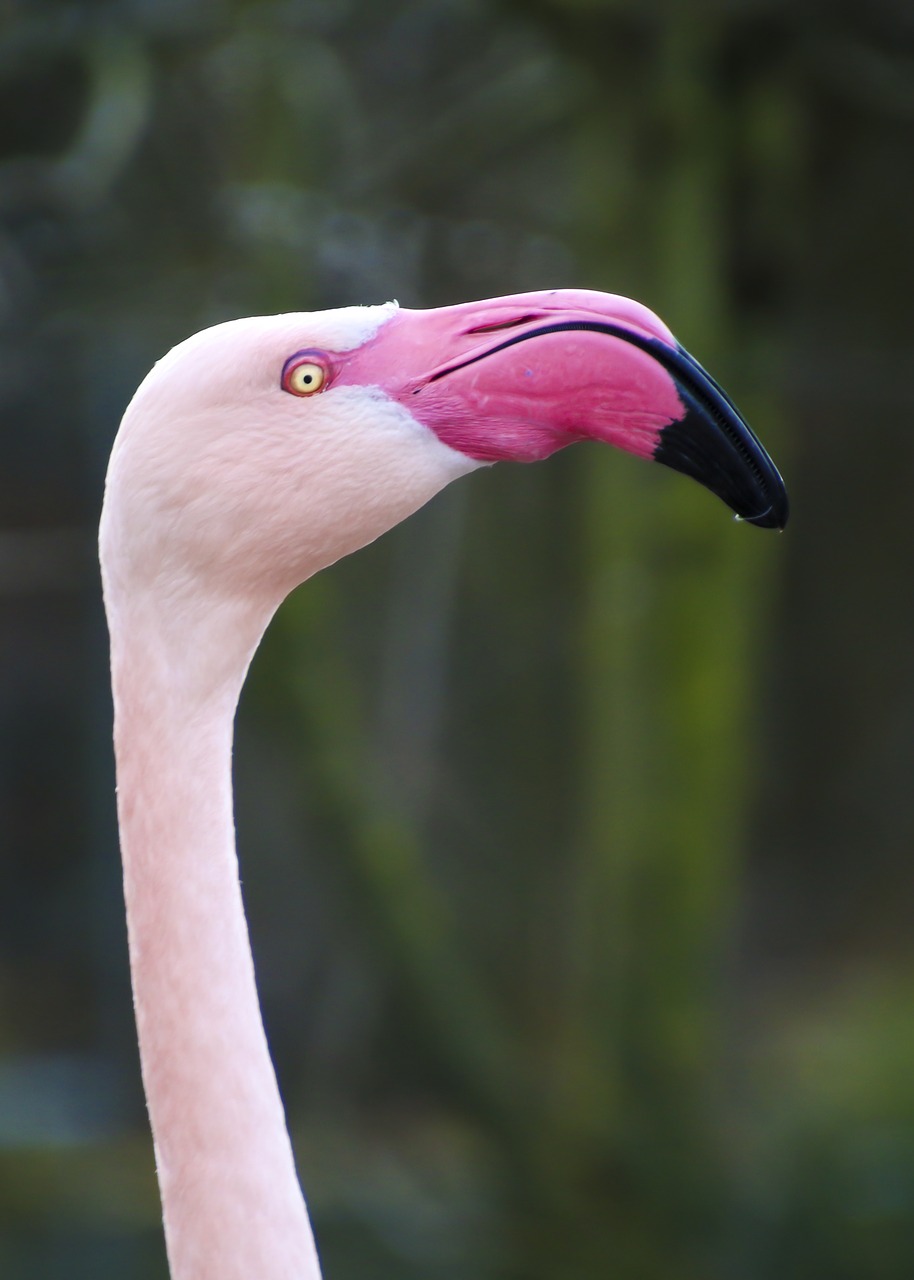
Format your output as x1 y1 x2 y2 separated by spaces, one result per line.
648 340 788 530
337 290 788 530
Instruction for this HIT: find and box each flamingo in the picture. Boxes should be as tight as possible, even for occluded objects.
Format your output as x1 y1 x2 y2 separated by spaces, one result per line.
98 289 787 1280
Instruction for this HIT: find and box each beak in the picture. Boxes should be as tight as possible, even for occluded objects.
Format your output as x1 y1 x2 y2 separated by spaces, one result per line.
648 341 788 530
337 290 788 530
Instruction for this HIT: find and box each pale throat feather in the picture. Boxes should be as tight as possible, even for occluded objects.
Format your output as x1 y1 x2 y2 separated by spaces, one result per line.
100 303 479 1280
109 592 323 1280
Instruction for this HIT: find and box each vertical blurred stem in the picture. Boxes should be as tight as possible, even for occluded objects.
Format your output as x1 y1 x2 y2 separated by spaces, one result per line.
561 8 771 1249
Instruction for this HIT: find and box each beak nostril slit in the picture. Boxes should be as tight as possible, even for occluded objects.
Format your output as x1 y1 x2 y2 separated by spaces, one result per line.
464 314 542 335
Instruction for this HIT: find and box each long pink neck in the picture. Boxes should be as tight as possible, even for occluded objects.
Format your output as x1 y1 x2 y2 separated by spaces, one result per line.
109 597 322 1280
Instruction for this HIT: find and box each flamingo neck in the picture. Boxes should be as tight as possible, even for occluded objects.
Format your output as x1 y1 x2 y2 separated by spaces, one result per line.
108 591 322 1280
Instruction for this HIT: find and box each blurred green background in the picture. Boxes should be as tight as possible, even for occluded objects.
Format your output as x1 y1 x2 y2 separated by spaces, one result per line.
2 0 913 1276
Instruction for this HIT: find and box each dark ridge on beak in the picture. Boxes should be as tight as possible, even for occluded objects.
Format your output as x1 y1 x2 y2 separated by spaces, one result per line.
429 319 789 530
651 343 789 530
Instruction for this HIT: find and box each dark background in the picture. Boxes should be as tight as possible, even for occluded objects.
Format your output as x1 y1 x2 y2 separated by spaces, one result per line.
1 1 913 1277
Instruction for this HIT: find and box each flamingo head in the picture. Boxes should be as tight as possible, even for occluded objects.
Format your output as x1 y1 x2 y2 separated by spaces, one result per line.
100 290 787 615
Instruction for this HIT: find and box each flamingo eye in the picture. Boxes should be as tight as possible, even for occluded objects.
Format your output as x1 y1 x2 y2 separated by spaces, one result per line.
281 353 328 397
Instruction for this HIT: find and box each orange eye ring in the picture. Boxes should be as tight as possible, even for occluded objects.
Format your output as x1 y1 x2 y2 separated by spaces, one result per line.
281 352 329 397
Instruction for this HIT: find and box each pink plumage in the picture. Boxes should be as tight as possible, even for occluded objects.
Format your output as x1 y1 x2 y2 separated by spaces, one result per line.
100 291 785 1280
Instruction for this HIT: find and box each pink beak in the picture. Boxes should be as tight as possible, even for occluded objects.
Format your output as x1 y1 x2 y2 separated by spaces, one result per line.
336 289 788 529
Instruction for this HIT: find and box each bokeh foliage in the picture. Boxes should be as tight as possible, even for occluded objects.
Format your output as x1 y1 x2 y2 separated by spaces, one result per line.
1 1 913 1277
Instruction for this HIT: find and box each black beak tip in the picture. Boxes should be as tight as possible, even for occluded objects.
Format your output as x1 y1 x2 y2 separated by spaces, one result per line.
739 486 789 531
651 342 789 534
653 406 789 533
